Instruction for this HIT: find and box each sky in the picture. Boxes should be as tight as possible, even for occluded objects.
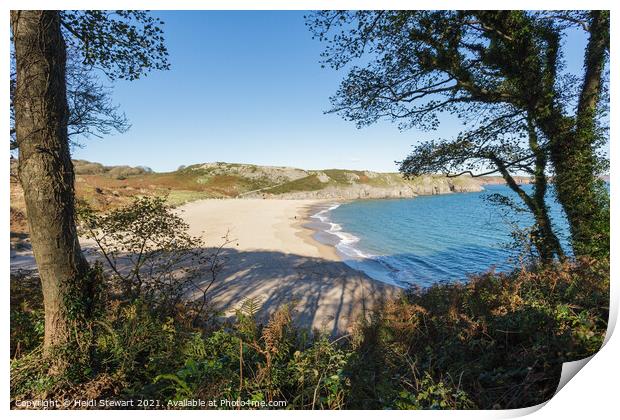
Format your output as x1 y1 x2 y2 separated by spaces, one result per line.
71 10 591 173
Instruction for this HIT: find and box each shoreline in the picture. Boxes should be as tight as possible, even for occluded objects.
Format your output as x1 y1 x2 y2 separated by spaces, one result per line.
176 198 400 335
291 201 343 262
300 200 406 289
298 200 347 258
9 198 401 335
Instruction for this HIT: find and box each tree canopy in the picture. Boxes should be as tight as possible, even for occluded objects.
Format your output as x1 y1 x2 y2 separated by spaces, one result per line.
308 10 609 258
10 11 170 150
60 10 169 81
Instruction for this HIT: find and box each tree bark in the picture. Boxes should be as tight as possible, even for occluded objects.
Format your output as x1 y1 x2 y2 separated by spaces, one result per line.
11 11 92 357
493 157 563 263
527 119 565 262
542 11 609 258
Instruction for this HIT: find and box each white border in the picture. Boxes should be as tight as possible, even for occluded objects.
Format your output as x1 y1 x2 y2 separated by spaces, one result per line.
2 1 617 419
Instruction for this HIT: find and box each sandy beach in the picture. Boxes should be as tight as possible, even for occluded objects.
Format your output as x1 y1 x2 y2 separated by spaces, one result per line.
178 199 399 335
179 199 340 260
10 198 400 335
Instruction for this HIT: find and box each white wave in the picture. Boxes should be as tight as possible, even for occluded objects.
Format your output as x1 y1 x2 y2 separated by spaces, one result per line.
311 203 341 223
310 203 407 287
311 204 374 260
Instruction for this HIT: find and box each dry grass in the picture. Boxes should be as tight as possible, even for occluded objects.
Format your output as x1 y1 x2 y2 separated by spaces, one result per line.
10 170 232 237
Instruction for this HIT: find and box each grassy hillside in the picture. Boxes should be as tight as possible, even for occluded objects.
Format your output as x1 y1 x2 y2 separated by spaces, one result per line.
10 160 491 236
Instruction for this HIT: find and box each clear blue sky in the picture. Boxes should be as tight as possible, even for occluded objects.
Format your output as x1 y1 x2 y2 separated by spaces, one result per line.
72 10 592 173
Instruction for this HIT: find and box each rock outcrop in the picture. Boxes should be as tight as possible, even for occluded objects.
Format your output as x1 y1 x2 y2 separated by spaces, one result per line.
181 163 483 200
245 173 483 200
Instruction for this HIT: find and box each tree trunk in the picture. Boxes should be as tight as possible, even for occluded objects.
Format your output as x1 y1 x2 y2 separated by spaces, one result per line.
11 11 92 357
544 11 609 259
530 190 564 263
495 162 562 263
492 121 564 263
528 119 565 262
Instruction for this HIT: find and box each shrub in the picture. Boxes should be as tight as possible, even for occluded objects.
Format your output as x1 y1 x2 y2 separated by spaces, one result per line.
154 302 352 409
78 196 227 321
10 270 44 359
345 258 609 409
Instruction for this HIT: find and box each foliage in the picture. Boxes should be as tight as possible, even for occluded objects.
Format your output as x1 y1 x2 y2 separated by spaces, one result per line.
60 10 170 81
78 196 226 320
10 9 169 151
307 10 609 259
11 10 168 149
346 257 608 409
11 257 608 409
10 271 45 359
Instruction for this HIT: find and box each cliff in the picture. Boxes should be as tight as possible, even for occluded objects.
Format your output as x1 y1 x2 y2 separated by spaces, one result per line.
181 163 483 199
10 160 486 220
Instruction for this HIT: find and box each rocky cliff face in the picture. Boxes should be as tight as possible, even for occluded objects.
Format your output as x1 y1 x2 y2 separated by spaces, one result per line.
181 163 483 200
243 172 483 200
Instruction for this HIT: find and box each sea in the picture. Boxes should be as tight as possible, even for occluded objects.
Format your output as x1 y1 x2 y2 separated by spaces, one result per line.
309 184 572 288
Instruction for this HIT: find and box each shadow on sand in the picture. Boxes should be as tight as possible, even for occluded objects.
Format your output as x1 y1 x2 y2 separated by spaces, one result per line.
186 248 399 336
9 242 398 336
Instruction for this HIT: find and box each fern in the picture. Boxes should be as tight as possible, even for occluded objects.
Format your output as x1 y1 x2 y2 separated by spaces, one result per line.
182 333 206 360
154 373 192 400
237 296 262 319
262 304 293 356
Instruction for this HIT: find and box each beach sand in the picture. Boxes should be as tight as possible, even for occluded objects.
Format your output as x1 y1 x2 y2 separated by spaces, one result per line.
178 199 399 335
10 198 400 336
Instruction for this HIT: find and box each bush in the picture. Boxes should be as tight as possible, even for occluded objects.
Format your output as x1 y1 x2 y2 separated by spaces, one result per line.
78 196 226 320
344 258 609 409
10 271 44 359
153 302 352 409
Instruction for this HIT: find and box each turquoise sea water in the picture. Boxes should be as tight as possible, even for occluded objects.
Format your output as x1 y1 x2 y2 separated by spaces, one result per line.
312 185 572 288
